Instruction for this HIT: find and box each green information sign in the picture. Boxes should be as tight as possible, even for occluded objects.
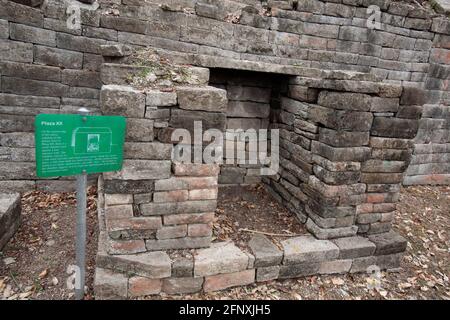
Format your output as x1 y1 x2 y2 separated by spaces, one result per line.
35 114 126 178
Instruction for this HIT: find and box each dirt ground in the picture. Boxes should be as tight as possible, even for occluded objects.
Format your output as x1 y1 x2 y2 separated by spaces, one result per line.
0 187 98 300
0 185 449 300
214 185 307 250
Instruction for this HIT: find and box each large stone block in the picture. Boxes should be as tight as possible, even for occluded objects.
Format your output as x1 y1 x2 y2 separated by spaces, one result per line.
101 85 146 118
0 39 33 63
0 193 21 250
10 23 56 46
124 142 172 160
177 86 227 112
308 105 373 131
170 109 227 132
368 231 408 255
94 268 127 300
129 277 161 297
97 250 171 279
318 91 372 111
103 160 171 180
227 85 271 103
319 128 369 147
162 277 203 294
248 235 283 267
126 118 154 142
203 269 255 292
332 236 376 259
145 236 211 251
371 117 419 139
194 242 249 277
278 262 321 279
34 45 83 69
281 235 339 265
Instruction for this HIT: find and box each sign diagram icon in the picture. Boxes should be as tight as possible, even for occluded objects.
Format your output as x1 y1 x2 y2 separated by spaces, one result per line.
71 127 113 154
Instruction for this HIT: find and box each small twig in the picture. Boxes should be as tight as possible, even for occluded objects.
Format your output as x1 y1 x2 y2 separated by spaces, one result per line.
239 228 300 237
8 270 23 293
412 0 424 9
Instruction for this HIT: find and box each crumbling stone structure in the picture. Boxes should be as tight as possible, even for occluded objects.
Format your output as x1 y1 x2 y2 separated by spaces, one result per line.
0 193 21 250
0 0 449 297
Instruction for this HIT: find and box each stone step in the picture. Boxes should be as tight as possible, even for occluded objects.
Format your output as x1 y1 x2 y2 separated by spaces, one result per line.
0 193 21 250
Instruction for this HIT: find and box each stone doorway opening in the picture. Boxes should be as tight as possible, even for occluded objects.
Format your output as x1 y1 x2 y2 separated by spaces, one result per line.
96 58 415 298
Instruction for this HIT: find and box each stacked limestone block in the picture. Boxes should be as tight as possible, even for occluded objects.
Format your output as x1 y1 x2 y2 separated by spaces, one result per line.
0 193 21 250
405 17 450 185
265 69 421 239
99 62 227 254
210 70 285 185
94 231 407 298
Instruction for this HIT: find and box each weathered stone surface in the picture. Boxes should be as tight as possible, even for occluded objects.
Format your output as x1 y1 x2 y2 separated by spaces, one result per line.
34 45 83 69
371 117 419 139
100 85 145 118
278 262 321 279
368 231 408 255
145 236 211 251
0 193 21 250
98 251 171 279
306 219 358 239
318 91 372 111
203 269 255 292
162 277 203 294
126 118 154 142
128 277 161 297
10 23 56 46
170 109 227 132
248 235 283 267
282 235 339 265
94 268 127 300
177 86 227 112
156 225 187 240
146 90 177 107
124 142 172 160
163 212 215 225
172 256 194 278
256 266 280 282
350 256 378 273
332 236 376 259
318 259 352 275
142 201 217 216
100 44 132 57
0 40 33 63
103 179 154 194
104 160 171 180
319 128 369 147
194 242 249 277
173 163 220 177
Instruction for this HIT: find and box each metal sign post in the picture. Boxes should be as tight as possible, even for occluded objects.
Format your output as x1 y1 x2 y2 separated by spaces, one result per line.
34 111 126 300
75 108 88 300
75 170 87 300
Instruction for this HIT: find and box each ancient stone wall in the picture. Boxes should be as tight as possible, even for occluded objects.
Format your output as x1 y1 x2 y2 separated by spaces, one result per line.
0 0 449 191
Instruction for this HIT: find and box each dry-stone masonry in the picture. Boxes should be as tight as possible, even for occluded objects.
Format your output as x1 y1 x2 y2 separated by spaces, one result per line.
0 0 448 297
0 193 21 250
